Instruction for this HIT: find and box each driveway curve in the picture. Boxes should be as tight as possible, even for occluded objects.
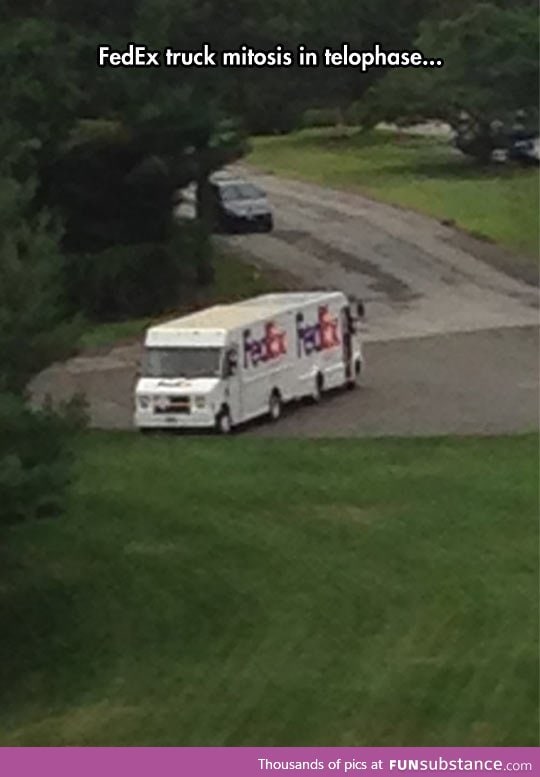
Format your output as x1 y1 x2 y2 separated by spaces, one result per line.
30 170 539 437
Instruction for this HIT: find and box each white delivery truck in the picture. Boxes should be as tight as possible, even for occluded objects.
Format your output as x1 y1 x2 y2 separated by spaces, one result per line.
134 292 364 434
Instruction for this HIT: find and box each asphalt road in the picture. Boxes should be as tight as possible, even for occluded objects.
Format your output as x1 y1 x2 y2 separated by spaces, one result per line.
30 325 538 437
30 171 539 437
226 166 538 343
245 326 539 437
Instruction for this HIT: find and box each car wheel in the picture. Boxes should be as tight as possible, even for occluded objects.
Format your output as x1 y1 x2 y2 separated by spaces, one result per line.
269 391 282 422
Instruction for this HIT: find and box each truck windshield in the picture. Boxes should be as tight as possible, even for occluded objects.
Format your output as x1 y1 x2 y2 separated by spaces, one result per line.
142 347 222 379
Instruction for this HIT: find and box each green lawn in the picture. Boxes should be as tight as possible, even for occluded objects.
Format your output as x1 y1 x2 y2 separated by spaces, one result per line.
80 250 287 351
0 433 537 746
248 129 539 259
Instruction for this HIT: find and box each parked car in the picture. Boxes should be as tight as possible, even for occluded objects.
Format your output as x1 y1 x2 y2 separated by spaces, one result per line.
209 177 274 233
507 135 540 165
174 175 274 233
454 112 539 166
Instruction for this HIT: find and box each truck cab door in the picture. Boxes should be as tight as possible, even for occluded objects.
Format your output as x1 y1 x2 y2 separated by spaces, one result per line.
223 345 243 423
342 308 354 380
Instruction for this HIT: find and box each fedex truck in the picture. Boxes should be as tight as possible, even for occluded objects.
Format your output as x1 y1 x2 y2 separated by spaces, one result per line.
134 292 364 434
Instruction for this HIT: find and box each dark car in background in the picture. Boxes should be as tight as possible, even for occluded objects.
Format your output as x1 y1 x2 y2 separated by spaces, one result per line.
174 173 274 234
210 177 274 233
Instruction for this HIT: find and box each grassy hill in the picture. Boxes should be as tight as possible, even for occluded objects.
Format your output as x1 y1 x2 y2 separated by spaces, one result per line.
248 129 539 263
1 433 537 746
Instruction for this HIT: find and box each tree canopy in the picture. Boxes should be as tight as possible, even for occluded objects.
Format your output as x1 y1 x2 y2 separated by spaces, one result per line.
361 3 539 134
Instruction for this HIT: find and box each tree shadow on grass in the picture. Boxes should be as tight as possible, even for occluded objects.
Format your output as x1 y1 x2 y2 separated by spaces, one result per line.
275 128 390 152
0 576 101 706
0 535 263 716
378 156 534 182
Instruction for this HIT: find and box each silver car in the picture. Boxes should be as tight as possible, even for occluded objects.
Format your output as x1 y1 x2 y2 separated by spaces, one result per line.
210 178 274 233
174 175 274 233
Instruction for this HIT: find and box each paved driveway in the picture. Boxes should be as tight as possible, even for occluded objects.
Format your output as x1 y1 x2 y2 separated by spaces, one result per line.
31 171 538 437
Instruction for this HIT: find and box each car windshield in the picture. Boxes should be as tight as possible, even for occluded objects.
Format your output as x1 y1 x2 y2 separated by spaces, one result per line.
220 183 264 202
142 347 223 379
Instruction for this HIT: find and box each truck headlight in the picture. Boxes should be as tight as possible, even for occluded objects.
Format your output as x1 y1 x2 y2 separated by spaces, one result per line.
194 396 206 409
138 396 150 410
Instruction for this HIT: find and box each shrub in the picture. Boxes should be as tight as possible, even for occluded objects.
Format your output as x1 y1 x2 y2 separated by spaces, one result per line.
301 108 343 129
64 223 215 321
65 242 180 320
0 392 85 527
0 177 81 395
343 101 367 127
178 220 215 287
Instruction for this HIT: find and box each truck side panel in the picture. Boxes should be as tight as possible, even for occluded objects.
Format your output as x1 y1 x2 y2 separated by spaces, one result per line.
237 297 350 422
239 311 296 419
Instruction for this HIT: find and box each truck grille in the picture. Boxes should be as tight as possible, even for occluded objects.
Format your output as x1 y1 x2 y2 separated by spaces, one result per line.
153 395 191 414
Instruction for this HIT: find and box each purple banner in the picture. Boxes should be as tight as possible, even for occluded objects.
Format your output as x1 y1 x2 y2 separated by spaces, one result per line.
0 747 538 777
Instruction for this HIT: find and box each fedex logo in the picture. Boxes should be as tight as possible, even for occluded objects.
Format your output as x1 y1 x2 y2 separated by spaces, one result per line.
243 321 287 368
296 306 341 357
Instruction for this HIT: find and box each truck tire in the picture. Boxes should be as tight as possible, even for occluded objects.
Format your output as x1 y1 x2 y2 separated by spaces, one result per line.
347 360 362 390
269 391 282 422
311 373 324 403
216 407 233 435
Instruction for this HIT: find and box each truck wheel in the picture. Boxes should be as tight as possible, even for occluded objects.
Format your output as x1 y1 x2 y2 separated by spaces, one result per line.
216 407 233 435
312 373 324 403
347 360 362 390
347 361 362 391
269 391 282 422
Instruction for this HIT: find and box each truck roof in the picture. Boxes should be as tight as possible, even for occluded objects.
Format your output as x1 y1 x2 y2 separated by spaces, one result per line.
237 292 344 307
146 292 346 343
152 303 288 332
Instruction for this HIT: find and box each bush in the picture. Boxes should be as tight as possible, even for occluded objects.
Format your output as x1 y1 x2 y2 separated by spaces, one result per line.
65 242 180 320
244 100 300 135
0 392 84 527
64 223 215 321
0 175 81 395
179 220 215 287
342 101 367 127
301 108 343 129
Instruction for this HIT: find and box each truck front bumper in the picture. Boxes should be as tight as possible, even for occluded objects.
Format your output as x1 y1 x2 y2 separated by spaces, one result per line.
134 410 216 430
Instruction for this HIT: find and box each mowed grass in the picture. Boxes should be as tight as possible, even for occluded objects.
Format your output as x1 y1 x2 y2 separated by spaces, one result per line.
0 434 537 746
248 129 539 259
80 250 287 350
